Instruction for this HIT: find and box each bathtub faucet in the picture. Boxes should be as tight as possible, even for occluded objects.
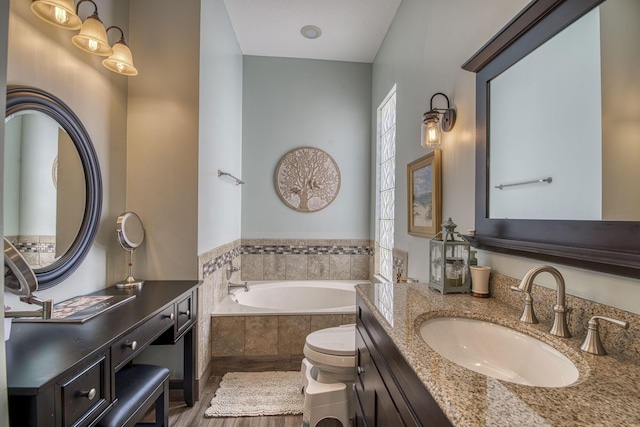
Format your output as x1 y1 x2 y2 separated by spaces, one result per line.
228 281 248 292
226 261 240 280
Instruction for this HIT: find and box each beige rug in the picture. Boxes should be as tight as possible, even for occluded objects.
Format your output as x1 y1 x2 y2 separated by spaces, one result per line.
204 371 304 417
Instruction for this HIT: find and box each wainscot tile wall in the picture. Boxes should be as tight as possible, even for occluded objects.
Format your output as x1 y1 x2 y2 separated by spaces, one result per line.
210 313 356 375
197 239 241 395
239 239 373 281
5 235 56 268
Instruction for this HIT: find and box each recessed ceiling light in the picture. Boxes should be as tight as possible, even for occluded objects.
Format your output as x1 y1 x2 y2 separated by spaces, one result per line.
301 25 322 39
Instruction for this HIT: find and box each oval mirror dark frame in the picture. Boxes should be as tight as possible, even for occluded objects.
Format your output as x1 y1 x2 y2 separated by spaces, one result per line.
462 0 640 279
6 85 102 289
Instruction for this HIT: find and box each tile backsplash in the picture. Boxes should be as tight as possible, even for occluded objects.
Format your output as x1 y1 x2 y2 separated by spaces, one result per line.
239 239 373 281
490 272 640 358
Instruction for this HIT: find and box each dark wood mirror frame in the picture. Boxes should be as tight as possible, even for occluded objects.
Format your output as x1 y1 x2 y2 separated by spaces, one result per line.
462 0 640 279
6 86 103 289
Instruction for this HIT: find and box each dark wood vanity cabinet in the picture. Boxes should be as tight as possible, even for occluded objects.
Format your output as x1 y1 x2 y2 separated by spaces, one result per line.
6 280 200 427
354 295 452 427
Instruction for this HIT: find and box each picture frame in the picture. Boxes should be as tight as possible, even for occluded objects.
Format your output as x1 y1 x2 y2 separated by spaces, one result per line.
407 149 442 238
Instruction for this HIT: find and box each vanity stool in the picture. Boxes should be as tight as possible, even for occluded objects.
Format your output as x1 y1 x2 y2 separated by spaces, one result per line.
97 364 170 427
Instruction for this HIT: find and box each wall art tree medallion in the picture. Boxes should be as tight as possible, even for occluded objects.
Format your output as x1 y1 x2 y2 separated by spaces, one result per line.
275 147 341 212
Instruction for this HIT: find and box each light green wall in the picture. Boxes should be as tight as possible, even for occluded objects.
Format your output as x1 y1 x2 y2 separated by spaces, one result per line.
197 0 243 254
241 56 372 239
374 0 640 314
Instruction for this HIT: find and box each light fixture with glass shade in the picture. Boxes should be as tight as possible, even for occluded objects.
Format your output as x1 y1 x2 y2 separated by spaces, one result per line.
421 92 456 148
102 26 138 76
71 0 113 56
30 0 82 30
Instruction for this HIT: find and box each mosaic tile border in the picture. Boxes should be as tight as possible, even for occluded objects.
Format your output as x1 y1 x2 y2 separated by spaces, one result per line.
202 246 241 279
241 244 372 256
11 242 56 253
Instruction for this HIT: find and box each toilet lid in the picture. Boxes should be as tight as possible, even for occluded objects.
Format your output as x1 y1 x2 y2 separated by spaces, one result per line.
305 324 355 356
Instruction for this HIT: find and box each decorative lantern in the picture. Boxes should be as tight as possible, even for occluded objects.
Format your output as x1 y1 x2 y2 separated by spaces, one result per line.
429 218 471 294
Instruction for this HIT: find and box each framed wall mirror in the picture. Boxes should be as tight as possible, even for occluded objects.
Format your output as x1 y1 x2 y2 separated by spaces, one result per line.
463 0 640 278
4 86 102 289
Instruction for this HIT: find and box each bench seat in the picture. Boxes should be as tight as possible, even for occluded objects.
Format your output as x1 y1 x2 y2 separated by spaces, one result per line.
97 364 170 427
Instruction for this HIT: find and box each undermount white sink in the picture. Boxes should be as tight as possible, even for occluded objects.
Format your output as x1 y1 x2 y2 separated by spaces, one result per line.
419 317 579 387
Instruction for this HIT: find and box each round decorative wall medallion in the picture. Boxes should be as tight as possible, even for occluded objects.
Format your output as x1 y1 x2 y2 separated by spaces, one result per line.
275 147 341 212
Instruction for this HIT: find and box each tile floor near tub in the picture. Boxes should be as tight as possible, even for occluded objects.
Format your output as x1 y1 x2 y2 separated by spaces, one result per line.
211 314 356 375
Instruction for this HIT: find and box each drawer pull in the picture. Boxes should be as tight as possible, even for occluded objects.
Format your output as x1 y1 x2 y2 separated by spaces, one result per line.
163 312 175 320
357 366 365 374
80 388 96 400
124 340 138 350
180 310 190 317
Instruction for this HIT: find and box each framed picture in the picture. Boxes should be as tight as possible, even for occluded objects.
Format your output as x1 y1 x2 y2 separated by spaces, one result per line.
407 150 442 238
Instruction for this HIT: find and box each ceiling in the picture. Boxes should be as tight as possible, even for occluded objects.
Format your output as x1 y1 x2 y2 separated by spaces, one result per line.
222 0 403 63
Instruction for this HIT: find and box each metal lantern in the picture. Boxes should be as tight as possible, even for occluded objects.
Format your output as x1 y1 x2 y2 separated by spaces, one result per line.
429 218 471 294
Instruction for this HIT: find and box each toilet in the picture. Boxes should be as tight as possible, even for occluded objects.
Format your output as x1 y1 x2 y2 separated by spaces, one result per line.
301 324 356 427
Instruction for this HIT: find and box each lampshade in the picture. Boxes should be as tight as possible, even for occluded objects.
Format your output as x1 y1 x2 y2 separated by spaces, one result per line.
72 15 113 56
103 41 138 76
30 0 82 30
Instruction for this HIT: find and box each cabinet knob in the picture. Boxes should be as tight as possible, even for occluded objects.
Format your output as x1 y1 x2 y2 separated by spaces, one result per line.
180 310 190 317
80 388 96 400
357 366 365 375
124 340 137 350
163 312 175 320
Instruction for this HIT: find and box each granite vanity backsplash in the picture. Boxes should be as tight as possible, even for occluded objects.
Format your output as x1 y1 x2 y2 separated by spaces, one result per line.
489 272 639 358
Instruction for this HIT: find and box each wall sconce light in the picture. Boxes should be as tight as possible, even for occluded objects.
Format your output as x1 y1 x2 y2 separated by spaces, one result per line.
71 0 113 56
102 26 138 76
30 0 82 30
421 93 457 148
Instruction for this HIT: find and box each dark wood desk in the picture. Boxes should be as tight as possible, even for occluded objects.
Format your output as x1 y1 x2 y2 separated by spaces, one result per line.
5 280 200 427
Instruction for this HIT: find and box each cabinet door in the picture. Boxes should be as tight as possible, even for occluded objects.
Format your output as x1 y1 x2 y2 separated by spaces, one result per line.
356 326 406 427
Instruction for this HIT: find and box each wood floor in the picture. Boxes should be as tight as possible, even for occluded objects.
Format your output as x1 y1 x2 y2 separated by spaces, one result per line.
164 376 342 427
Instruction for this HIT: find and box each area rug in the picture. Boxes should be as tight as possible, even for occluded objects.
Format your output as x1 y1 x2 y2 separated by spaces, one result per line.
204 371 304 417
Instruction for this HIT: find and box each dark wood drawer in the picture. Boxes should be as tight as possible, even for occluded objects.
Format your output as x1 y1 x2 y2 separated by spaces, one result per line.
112 306 174 371
176 295 193 335
58 352 111 427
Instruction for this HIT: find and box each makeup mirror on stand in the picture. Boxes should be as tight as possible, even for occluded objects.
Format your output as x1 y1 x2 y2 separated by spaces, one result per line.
115 212 145 288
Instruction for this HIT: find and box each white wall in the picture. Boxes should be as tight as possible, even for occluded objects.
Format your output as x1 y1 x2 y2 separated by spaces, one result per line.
374 0 640 314
242 56 372 239
197 0 243 254
5 0 129 306
126 0 200 280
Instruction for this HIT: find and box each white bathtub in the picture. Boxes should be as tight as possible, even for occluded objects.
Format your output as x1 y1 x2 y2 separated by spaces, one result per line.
212 280 365 316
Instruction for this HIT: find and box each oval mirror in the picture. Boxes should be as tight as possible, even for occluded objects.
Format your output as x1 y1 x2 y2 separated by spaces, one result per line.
115 212 145 288
4 86 102 289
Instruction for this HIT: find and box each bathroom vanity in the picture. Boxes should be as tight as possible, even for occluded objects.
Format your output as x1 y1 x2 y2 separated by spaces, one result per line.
5 280 200 427
354 283 640 426
354 292 450 426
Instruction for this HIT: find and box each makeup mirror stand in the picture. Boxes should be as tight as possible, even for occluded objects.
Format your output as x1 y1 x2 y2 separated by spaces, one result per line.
115 212 145 289
116 247 144 289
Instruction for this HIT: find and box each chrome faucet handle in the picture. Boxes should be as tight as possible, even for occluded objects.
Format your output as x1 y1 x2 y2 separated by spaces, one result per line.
226 261 240 280
510 286 538 324
580 316 629 355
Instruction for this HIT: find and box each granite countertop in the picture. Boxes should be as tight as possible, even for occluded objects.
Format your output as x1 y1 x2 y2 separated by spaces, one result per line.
356 282 640 427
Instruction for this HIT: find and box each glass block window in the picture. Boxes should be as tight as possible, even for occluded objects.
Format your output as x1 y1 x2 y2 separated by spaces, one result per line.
377 87 396 282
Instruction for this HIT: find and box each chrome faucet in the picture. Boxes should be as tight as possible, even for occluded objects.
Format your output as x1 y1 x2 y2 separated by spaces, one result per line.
228 281 249 292
511 265 571 338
